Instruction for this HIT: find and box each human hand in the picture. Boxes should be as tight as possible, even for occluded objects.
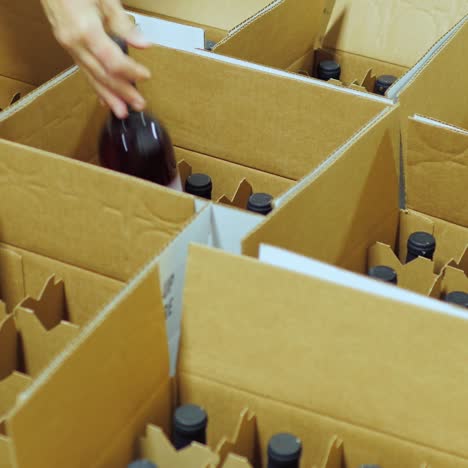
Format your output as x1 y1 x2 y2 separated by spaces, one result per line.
41 0 151 118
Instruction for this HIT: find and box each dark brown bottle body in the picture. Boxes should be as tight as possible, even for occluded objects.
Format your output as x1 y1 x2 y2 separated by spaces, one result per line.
99 111 181 190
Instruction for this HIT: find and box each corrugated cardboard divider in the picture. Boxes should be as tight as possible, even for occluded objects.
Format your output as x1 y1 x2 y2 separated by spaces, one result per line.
15 276 80 377
140 425 219 467
0 139 195 282
0 247 25 313
0 45 389 184
405 116 468 227
7 265 172 468
323 0 467 69
137 408 256 467
436 266 468 298
123 0 271 32
0 1 73 85
178 244 468 466
399 210 468 274
368 242 439 296
214 0 332 70
176 148 295 202
242 106 400 270
399 20 468 143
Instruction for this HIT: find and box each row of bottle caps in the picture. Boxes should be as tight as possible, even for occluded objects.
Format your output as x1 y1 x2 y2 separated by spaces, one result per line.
128 404 382 468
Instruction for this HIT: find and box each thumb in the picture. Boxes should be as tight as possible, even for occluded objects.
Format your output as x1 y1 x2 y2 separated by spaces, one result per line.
101 0 151 48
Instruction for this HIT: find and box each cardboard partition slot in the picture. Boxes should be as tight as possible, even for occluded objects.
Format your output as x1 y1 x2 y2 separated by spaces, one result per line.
15 275 80 377
399 210 468 274
433 266 468 302
176 148 295 203
287 48 406 95
139 424 219 467
368 242 440 296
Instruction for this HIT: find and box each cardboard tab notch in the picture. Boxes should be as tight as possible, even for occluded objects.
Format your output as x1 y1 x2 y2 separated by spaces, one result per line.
140 424 220 467
221 454 252 468
321 436 343 468
217 179 253 210
15 275 80 377
368 242 440 296
215 408 256 465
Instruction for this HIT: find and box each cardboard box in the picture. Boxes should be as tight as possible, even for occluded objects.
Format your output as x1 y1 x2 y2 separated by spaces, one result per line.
177 244 468 467
243 109 468 299
215 0 467 101
0 2 73 111
124 0 332 59
0 136 201 467
0 43 394 211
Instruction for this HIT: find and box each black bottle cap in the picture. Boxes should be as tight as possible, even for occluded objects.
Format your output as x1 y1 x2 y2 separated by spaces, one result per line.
374 74 397 95
128 461 157 468
407 232 436 260
173 404 208 436
268 433 302 465
368 265 397 284
445 291 468 308
317 60 341 81
185 173 213 199
247 193 273 215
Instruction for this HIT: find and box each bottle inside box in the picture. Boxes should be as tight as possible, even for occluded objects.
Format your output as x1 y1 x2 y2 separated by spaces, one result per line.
290 48 408 97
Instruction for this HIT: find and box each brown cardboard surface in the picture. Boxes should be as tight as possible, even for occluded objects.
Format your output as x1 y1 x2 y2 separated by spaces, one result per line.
140 425 219 468
0 316 19 381
0 139 195 282
323 0 467 68
399 20 468 141
179 244 468 465
243 105 400 267
214 0 331 70
406 117 468 227
8 265 171 468
0 1 72 86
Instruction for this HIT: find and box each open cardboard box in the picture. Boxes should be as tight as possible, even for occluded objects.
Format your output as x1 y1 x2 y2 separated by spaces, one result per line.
124 0 333 59
0 137 201 467
215 0 467 100
0 43 395 212
243 107 468 301
0 2 73 112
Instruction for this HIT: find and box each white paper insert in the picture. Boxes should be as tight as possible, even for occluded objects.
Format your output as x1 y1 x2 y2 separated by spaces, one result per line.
129 12 205 51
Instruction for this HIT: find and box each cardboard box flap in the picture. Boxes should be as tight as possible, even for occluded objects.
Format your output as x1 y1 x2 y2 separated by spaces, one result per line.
242 106 400 270
215 0 334 70
323 0 467 68
124 0 271 31
0 139 195 282
0 0 72 85
7 264 170 468
398 19 468 140
406 116 468 228
134 46 388 181
180 244 468 460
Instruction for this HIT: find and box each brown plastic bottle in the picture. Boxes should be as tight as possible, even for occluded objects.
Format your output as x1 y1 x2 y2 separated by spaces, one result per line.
99 38 181 190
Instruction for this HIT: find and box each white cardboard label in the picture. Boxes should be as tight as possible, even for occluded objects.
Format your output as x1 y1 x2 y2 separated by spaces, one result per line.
129 12 205 51
259 244 468 319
